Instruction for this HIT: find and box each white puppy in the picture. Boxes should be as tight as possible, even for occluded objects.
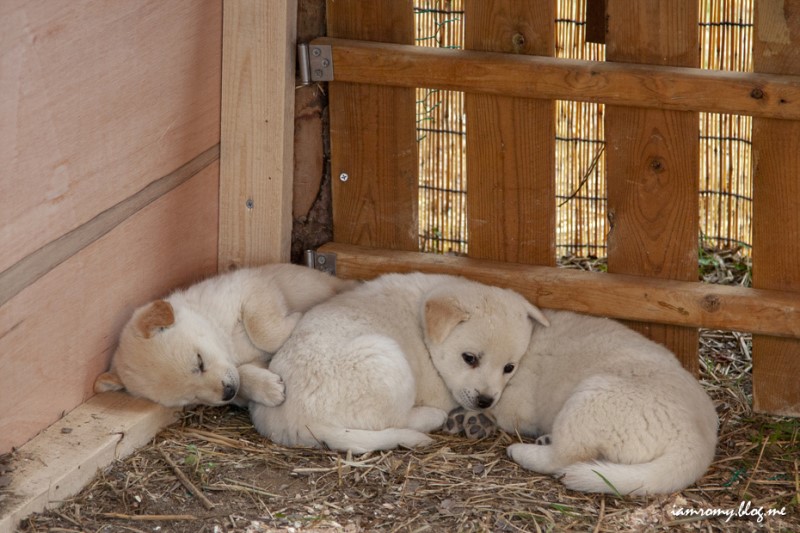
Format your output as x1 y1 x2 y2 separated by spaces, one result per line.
95 264 354 408
486 310 718 495
249 273 549 454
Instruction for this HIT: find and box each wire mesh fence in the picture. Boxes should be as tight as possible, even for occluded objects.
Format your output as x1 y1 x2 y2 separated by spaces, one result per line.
699 0 753 252
414 0 754 258
415 1 468 255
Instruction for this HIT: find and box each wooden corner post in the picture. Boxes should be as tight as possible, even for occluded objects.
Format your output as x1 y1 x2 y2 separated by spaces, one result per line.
220 0 298 269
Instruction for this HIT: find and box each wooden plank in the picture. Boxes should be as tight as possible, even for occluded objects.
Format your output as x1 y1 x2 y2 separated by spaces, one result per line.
464 0 555 265
318 243 800 340
0 146 219 307
605 0 699 372
0 392 176 533
219 0 298 269
0 165 219 454
312 37 800 121
751 1 800 416
327 1 418 251
1 0 221 274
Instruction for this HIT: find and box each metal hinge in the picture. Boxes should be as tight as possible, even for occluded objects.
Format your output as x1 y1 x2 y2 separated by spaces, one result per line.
297 43 334 85
304 249 337 275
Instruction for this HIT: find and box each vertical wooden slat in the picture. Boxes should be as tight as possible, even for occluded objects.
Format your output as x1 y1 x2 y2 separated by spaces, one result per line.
219 0 298 269
464 0 556 265
328 1 418 251
605 0 700 373
752 1 800 416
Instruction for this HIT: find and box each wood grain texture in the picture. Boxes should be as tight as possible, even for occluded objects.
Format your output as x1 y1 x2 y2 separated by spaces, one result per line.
0 392 176 532
751 1 800 416
318 243 800 339
327 1 418 251
312 37 800 121
464 0 555 265
219 0 297 269
0 145 219 307
0 0 221 274
0 165 219 454
605 0 700 372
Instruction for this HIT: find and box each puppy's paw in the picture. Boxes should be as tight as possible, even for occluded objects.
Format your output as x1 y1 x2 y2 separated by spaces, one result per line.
535 434 551 445
507 442 558 474
238 365 286 407
444 406 467 435
507 443 539 470
463 411 497 439
251 372 285 407
444 407 497 439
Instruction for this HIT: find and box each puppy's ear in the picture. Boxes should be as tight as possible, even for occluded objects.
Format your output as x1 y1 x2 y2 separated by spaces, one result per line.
135 300 175 338
525 302 550 328
424 296 470 344
94 371 125 393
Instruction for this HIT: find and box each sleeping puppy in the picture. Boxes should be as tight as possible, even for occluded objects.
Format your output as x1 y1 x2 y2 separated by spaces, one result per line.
249 272 550 454
94 264 354 408
448 309 718 496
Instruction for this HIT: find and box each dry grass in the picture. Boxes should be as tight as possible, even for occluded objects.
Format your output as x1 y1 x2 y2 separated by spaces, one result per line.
14 250 799 533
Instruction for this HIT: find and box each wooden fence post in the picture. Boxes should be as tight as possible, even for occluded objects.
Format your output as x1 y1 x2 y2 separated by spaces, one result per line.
327 0 418 251
605 0 700 373
464 0 556 266
751 2 800 416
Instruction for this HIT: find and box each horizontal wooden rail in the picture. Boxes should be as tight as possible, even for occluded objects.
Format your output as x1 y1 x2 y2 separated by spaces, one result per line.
313 37 800 121
318 242 800 339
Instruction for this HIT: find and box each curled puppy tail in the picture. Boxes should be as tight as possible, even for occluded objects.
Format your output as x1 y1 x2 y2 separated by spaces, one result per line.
559 449 713 496
306 425 434 455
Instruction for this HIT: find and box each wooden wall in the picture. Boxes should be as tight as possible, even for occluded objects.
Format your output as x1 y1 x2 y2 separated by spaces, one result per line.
0 0 223 454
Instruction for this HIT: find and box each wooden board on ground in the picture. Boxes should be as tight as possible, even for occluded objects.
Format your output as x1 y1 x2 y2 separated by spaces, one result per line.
0 393 176 533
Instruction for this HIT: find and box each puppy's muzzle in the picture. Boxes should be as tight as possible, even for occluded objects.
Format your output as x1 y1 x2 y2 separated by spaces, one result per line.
222 383 237 402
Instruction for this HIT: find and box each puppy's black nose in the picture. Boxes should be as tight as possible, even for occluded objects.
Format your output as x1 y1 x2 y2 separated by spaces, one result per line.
476 395 494 409
222 383 237 402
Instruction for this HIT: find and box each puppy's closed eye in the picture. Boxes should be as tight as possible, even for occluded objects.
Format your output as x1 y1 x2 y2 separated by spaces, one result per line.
194 353 205 374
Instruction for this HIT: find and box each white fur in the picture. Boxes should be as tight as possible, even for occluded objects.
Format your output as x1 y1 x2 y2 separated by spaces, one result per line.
95 264 354 408
498 310 718 496
249 273 549 454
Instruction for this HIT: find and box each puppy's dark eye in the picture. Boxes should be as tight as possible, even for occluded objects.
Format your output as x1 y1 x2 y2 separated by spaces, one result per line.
503 363 516 374
462 352 478 368
196 353 205 373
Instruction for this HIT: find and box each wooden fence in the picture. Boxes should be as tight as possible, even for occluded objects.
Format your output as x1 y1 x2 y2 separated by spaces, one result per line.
320 0 799 416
